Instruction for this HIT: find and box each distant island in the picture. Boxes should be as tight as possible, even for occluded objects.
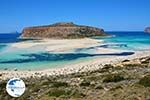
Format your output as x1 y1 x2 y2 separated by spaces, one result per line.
21 22 108 39
144 27 150 33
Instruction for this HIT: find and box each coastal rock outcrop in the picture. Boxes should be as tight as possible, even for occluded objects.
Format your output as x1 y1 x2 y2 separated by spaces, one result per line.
21 22 107 39
144 27 150 33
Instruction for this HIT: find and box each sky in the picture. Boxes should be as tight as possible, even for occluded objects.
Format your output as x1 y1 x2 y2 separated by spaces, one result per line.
0 0 149 33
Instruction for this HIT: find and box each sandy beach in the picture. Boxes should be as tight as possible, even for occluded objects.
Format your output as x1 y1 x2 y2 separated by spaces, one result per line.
0 38 150 80
10 38 103 52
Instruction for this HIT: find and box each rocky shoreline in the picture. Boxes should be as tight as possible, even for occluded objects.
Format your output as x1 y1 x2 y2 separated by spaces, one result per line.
0 52 150 100
0 50 150 80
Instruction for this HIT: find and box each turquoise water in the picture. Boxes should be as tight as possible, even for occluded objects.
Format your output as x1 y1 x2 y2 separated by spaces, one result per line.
0 32 149 70
94 32 150 51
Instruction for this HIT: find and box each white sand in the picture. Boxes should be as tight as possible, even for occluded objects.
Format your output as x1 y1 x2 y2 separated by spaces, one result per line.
10 38 103 52
0 38 150 80
0 50 150 80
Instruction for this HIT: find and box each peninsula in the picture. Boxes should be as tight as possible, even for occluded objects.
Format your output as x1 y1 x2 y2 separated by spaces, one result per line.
21 22 107 39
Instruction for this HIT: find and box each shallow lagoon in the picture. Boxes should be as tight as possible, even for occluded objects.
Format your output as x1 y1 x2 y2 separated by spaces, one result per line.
0 32 149 70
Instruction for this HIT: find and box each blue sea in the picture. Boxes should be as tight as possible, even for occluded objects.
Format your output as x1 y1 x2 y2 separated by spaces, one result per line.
96 32 150 51
0 32 150 70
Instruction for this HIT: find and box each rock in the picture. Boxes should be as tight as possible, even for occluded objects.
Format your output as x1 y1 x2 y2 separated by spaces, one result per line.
122 59 130 62
144 27 150 33
21 22 108 39
4 68 8 70
14 68 18 71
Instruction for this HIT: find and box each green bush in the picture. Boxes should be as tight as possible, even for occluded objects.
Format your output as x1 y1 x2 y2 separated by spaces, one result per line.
51 81 69 87
103 74 125 83
95 85 103 89
109 85 123 91
71 89 86 98
0 81 6 93
48 88 70 97
79 80 90 86
48 88 85 98
139 75 150 87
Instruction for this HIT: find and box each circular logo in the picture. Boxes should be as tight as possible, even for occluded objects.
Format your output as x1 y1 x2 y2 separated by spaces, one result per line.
6 78 26 97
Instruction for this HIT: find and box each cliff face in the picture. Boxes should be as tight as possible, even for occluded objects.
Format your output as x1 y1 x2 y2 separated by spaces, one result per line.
144 27 150 33
21 22 107 39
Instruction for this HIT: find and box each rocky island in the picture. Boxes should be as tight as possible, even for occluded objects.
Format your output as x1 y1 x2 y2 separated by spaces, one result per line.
21 22 107 39
144 27 150 33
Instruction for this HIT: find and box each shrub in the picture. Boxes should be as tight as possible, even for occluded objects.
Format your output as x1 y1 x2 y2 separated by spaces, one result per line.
79 80 90 86
101 64 114 72
51 81 69 87
71 89 86 98
48 88 70 97
95 85 103 89
0 81 6 93
48 88 85 98
109 85 123 91
139 75 150 87
103 74 125 83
